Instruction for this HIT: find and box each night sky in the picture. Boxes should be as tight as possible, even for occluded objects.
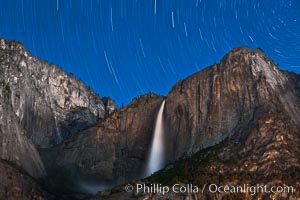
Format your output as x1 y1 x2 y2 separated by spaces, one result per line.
0 0 299 106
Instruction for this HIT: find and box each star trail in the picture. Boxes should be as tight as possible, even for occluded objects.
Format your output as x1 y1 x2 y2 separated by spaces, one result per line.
0 0 299 106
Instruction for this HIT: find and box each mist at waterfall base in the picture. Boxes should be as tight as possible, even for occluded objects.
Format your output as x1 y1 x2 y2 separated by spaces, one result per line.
145 100 166 177
78 180 112 195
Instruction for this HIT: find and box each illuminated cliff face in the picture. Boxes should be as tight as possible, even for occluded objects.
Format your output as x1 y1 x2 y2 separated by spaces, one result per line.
163 47 300 162
0 38 116 178
1 40 300 199
91 48 300 200
0 39 116 148
44 47 300 195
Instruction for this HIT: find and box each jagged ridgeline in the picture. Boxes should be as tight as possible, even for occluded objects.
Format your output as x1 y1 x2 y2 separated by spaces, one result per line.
0 38 299 199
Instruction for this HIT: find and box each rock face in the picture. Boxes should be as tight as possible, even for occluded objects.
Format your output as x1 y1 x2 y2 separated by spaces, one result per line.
0 38 116 180
0 39 114 148
131 109 300 200
1 38 300 200
0 85 46 177
45 46 300 199
101 97 117 117
91 47 300 199
0 159 50 200
41 94 163 193
164 47 300 162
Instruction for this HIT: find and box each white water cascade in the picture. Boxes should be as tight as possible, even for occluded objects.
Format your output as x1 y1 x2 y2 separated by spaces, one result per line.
145 100 166 176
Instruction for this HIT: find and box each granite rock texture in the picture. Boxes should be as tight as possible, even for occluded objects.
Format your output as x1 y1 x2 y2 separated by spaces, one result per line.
0 39 114 148
164 47 300 162
91 47 300 200
41 94 164 191
0 159 50 200
1 39 299 200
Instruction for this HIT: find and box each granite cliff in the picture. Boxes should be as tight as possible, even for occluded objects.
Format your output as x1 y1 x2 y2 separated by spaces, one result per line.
163 47 300 162
0 39 115 149
0 38 299 199
0 38 115 191
40 94 163 195
89 47 300 200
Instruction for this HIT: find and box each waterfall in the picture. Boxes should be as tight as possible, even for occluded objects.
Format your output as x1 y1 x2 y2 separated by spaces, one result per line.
145 100 166 176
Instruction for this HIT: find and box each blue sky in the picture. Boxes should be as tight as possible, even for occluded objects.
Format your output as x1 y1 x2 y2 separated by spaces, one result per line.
0 0 299 106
